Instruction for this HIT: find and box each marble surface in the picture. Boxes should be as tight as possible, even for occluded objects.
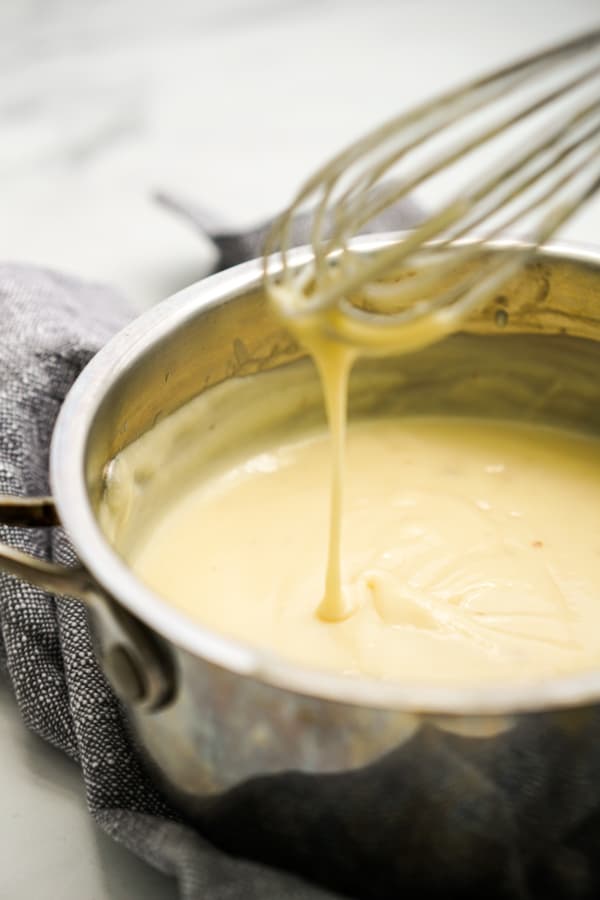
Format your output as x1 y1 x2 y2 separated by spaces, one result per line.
2 0 600 310
1 1 600 897
0 680 177 899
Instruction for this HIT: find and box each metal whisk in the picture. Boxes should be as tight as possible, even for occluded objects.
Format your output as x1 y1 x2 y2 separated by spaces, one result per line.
263 30 600 352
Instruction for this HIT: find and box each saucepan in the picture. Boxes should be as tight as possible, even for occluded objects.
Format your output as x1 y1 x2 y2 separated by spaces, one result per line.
3 235 600 890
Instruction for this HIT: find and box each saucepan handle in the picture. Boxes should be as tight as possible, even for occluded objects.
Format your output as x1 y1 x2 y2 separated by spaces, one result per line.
0 495 175 712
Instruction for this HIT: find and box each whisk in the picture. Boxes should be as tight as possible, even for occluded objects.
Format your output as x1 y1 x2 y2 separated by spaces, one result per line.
263 30 600 353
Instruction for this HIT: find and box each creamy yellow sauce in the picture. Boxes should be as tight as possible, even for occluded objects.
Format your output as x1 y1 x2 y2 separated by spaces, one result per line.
129 415 600 683
104 255 600 685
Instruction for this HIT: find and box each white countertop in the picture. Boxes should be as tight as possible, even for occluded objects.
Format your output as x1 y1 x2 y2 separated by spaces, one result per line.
1 1 600 897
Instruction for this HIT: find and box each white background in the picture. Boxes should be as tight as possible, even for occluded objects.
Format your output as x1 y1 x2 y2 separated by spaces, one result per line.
1 1 599 897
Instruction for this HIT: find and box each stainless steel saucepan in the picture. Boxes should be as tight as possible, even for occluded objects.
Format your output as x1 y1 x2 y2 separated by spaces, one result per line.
2 234 600 814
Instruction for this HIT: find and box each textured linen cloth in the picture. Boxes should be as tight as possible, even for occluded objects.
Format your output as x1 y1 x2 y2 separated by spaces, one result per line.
2 205 600 900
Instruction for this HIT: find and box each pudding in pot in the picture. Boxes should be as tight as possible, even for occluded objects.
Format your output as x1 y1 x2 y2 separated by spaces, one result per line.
103 358 600 686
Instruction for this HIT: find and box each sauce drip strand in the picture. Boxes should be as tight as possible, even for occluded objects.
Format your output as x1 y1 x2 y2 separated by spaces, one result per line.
282 285 468 624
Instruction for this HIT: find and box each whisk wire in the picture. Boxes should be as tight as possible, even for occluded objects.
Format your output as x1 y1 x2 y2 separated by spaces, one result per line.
357 110 600 314
317 61 600 267
263 29 600 347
